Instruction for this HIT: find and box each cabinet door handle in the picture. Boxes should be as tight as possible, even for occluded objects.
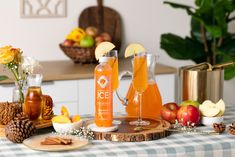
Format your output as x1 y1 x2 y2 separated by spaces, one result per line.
0 83 14 87
42 81 55 86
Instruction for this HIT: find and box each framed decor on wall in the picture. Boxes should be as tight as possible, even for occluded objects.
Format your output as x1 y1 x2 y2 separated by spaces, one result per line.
20 0 67 18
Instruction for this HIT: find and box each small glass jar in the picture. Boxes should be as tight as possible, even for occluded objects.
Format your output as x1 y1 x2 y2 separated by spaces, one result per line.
12 79 26 103
23 74 43 121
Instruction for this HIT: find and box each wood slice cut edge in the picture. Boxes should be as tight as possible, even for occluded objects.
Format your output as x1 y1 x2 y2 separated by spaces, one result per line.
85 117 171 142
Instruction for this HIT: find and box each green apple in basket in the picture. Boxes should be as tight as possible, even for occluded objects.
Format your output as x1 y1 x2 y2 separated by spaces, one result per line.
80 35 95 48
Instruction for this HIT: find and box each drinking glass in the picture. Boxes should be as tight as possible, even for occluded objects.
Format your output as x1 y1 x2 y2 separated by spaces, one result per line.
105 50 119 91
129 52 149 126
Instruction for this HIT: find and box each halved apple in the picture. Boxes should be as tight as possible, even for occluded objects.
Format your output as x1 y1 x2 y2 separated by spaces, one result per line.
216 99 225 116
202 100 213 106
95 41 115 60
199 105 220 117
124 43 145 58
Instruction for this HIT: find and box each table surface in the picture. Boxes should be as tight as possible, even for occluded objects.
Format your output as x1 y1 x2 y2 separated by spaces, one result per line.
0 104 234 157
0 59 177 84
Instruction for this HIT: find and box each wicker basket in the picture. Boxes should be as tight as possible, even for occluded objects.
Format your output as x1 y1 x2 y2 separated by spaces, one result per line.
59 44 97 64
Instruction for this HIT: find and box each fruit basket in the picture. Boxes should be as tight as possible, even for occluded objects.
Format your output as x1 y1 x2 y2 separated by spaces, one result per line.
59 0 121 64
59 44 97 64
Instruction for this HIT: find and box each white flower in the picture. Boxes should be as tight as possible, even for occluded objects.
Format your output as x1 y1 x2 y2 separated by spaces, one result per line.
21 56 40 74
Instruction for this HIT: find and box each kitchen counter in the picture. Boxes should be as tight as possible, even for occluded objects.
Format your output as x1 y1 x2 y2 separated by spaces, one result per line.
0 59 177 84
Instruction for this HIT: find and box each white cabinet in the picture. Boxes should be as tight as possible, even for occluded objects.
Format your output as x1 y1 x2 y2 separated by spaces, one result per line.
0 74 176 115
156 74 175 104
41 80 78 115
0 84 15 102
77 79 95 115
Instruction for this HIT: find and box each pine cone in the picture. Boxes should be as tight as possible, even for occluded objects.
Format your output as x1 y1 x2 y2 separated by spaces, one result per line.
5 112 36 143
213 123 226 133
0 102 22 125
41 95 54 120
228 123 235 135
14 112 29 120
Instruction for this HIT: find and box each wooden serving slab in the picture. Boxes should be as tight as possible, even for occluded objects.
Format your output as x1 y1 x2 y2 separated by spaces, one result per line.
85 117 171 142
0 119 52 137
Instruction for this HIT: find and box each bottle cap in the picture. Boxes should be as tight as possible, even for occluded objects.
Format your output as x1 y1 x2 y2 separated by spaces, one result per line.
99 57 109 63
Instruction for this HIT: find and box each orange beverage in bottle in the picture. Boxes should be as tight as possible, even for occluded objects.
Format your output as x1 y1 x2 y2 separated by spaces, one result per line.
133 55 148 92
107 57 119 91
95 57 113 127
126 81 162 119
23 86 42 120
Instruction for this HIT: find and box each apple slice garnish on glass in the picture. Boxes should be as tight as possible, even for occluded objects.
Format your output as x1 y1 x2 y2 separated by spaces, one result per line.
124 43 146 58
95 42 115 60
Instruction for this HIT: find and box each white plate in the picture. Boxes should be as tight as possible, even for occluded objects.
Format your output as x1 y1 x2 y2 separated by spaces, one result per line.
23 133 89 152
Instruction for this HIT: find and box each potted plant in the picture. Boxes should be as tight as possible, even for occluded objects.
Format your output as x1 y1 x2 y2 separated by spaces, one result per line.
160 0 235 80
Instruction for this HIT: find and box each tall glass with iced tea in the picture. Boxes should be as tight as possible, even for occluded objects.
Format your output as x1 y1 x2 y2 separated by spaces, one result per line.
23 74 43 121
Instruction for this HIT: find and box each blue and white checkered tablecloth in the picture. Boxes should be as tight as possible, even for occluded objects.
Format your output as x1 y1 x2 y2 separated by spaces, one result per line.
0 104 235 157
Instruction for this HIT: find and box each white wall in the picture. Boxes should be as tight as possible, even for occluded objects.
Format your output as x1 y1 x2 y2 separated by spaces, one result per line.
0 0 234 103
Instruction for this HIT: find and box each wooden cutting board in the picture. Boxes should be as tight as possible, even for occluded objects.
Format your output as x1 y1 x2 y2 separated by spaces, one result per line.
78 0 122 50
0 119 52 137
85 117 171 142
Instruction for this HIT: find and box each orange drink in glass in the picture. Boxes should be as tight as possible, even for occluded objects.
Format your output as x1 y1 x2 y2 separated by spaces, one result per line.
106 50 119 91
133 55 148 92
130 52 149 126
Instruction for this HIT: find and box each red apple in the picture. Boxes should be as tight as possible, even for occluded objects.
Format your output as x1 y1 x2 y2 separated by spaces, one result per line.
177 105 201 126
101 32 112 41
95 36 104 46
63 39 74 46
161 102 179 124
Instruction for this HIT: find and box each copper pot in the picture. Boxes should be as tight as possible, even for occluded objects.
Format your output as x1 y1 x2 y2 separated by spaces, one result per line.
179 64 224 104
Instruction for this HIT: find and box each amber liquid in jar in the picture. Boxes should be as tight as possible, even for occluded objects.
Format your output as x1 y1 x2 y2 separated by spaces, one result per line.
23 86 42 120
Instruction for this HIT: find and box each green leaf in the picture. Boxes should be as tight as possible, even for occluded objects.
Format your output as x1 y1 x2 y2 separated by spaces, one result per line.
224 66 235 80
195 0 214 7
213 1 229 35
160 33 205 60
0 75 8 81
219 36 235 55
215 52 235 80
163 1 195 15
191 18 213 42
192 56 207 64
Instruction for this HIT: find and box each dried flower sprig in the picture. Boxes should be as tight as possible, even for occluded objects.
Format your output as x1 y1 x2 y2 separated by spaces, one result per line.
168 120 219 135
53 127 95 140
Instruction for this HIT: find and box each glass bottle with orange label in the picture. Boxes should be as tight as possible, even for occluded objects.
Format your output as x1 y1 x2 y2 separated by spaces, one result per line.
95 57 113 127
